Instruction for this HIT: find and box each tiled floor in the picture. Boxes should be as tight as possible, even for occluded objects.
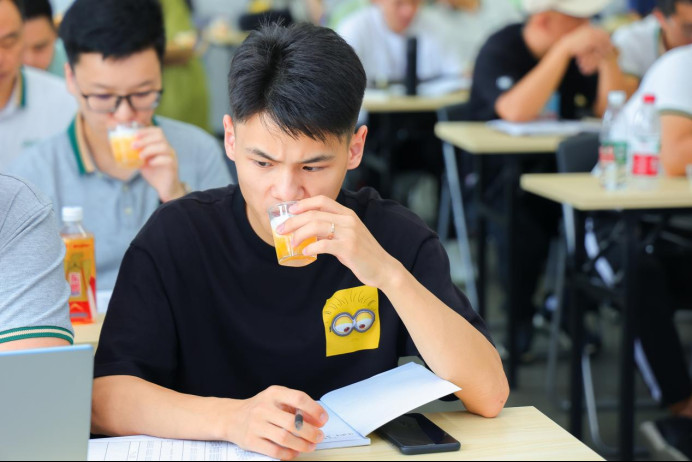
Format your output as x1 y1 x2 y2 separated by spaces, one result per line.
415 239 692 460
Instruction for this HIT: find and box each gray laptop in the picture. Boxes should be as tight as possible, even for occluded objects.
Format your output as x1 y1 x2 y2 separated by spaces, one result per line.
0 344 93 461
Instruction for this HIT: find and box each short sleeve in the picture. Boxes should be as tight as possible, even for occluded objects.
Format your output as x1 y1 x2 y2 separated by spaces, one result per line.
647 50 692 118
399 237 492 358
0 181 73 344
94 244 179 387
470 41 525 120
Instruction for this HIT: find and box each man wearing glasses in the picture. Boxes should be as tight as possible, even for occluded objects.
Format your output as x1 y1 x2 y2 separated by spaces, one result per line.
0 0 76 171
8 0 232 291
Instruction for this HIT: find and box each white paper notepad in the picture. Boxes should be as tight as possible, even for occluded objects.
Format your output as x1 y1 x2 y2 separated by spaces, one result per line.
88 363 460 460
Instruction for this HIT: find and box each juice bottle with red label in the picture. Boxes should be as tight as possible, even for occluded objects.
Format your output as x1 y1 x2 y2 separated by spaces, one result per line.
60 206 96 324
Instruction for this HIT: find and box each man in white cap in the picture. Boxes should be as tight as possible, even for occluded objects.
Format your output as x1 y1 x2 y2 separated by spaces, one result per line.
466 0 628 359
468 0 627 121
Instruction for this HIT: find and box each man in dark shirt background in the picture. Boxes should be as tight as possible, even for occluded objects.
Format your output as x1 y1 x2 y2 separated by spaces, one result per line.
467 0 628 356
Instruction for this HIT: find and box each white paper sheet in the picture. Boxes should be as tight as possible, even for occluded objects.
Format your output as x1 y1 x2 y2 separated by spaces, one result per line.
316 402 370 449
88 436 275 461
486 119 602 137
320 362 461 437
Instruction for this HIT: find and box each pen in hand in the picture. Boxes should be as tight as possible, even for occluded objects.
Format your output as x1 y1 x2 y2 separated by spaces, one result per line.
294 409 304 431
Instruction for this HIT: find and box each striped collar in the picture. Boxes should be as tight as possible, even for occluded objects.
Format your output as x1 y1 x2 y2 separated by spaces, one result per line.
67 116 159 176
16 69 26 108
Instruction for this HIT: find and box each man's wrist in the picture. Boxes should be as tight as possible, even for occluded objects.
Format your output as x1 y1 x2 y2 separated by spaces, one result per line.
160 181 190 203
378 258 409 295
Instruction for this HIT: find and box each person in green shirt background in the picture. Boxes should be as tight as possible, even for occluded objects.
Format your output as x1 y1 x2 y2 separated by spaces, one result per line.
156 0 211 132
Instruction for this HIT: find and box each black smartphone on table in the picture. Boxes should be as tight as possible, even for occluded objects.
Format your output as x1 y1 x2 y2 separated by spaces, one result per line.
376 413 461 455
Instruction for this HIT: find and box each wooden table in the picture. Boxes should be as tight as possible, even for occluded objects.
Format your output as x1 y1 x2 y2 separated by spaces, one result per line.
363 90 469 114
521 173 692 459
521 173 692 210
435 122 571 389
300 407 603 461
434 122 567 154
73 313 105 349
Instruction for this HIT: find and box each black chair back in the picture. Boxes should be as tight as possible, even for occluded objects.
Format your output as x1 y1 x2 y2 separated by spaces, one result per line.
556 133 600 174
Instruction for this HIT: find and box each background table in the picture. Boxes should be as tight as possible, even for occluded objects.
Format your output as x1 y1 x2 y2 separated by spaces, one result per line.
363 90 469 114
300 406 603 461
73 313 105 349
435 122 571 389
521 172 692 459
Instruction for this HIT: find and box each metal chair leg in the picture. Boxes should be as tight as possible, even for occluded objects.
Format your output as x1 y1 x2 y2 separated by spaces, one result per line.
442 141 479 312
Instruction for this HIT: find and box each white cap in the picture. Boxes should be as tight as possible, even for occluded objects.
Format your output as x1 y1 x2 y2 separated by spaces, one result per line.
522 0 612 17
62 206 84 223
608 90 626 106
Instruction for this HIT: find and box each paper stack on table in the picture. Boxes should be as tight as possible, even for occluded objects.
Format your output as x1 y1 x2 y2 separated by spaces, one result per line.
88 363 460 461
487 119 602 137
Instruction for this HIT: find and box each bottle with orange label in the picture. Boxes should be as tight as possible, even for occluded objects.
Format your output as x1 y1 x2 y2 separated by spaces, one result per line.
60 206 96 324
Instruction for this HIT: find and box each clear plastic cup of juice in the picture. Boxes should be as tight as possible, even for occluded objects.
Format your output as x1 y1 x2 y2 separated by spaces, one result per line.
108 122 142 169
267 201 317 267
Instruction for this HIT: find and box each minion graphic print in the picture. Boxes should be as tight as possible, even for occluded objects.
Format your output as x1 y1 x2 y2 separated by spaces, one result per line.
323 286 380 357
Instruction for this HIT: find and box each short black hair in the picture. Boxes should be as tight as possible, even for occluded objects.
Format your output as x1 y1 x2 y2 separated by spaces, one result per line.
58 0 165 67
658 0 692 16
228 23 366 142
23 0 52 23
5 0 25 20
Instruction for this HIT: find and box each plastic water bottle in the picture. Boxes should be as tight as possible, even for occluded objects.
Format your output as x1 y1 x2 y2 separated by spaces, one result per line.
629 94 661 190
61 206 97 324
598 91 628 190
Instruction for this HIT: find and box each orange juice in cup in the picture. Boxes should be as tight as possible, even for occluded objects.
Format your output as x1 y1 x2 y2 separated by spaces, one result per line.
108 123 142 169
268 201 317 267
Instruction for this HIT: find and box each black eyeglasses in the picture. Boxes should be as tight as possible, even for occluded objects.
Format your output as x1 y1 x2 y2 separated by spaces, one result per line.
79 88 164 114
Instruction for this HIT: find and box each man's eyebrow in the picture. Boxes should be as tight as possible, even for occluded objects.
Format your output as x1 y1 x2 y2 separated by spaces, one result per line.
0 31 20 42
89 80 157 91
300 154 335 164
246 147 277 162
245 148 335 164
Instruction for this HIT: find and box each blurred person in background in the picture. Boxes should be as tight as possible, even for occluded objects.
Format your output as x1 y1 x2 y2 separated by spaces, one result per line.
613 0 692 95
467 0 628 357
0 173 73 352
156 0 211 132
8 0 232 291
0 0 76 170
430 0 523 76
22 0 67 77
338 0 464 86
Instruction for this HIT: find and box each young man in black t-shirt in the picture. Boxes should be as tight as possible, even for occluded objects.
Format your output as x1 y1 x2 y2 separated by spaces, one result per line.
91 23 509 460
466 0 629 355
469 0 627 121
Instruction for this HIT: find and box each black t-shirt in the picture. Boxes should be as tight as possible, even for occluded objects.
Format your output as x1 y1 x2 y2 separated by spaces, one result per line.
468 23 598 121
94 185 490 400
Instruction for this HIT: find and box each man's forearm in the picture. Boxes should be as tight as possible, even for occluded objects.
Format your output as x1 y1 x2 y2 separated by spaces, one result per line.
662 136 692 176
92 375 235 441
594 56 627 116
380 262 509 418
495 44 572 122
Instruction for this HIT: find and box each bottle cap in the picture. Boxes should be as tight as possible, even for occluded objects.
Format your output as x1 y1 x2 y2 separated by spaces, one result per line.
62 206 83 223
643 94 656 104
607 90 626 106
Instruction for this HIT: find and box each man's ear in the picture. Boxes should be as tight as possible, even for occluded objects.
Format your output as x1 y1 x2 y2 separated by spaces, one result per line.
64 64 78 97
223 115 237 162
652 9 666 28
347 125 368 170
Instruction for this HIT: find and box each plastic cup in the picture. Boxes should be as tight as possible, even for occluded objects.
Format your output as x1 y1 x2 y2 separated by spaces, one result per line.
267 201 317 267
108 123 142 169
